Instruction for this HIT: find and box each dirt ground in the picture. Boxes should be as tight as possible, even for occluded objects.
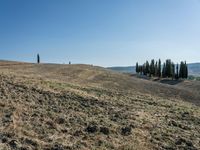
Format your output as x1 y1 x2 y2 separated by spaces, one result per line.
0 61 200 150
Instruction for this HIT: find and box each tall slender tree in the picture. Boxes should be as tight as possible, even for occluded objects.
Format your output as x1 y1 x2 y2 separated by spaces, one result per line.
171 62 175 80
185 61 188 79
155 61 158 77
143 63 147 75
179 61 184 78
146 61 150 76
136 62 139 73
165 59 172 78
37 54 40 64
162 63 166 78
150 59 155 77
158 59 161 78
175 63 179 80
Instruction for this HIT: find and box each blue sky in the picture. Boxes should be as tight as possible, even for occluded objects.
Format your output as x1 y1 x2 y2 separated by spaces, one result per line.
0 0 200 67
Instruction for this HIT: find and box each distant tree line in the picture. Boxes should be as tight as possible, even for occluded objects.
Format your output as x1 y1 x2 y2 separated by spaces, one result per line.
136 59 188 79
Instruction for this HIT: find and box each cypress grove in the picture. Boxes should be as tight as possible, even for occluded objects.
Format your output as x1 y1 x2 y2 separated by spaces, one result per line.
136 59 188 79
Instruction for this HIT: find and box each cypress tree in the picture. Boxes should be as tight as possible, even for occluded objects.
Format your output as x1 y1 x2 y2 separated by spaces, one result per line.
37 54 40 64
162 63 166 78
158 59 161 78
143 63 146 75
178 61 188 79
136 62 139 73
171 62 175 80
155 61 158 77
185 63 188 78
146 61 150 76
184 61 188 79
139 65 143 75
165 59 172 78
179 61 184 78
175 63 179 80
150 59 155 77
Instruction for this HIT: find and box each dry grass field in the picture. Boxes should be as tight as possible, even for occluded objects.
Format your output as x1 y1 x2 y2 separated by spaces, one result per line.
0 61 200 150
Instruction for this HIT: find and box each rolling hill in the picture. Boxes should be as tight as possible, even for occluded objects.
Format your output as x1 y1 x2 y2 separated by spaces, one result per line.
0 61 200 150
108 63 200 76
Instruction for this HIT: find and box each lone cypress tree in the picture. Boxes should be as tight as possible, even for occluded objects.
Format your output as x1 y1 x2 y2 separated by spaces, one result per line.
37 54 40 64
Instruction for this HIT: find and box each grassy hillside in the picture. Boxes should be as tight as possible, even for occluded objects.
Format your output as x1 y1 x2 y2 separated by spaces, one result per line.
0 61 200 150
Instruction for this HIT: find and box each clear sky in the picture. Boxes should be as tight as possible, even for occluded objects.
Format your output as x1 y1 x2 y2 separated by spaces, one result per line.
0 0 200 67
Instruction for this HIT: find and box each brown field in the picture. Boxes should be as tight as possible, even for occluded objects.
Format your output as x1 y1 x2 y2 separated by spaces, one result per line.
0 61 200 150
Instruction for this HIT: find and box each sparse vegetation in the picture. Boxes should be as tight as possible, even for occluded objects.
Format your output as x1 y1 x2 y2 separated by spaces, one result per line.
0 61 200 150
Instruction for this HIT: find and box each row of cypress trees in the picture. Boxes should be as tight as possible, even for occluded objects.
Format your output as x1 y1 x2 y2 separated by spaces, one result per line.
136 59 188 79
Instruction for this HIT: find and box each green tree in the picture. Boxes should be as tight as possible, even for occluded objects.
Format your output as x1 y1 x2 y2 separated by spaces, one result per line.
184 61 188 79
162 63 166 78
179 61 184 78
146 61 150 76
158 59 161 78
155 61 158 77
171 62 175 80
150 59 155 77
165 59 172 78
142 63 146 75
37 54 40 64
175 63 179 80
136 62 139 73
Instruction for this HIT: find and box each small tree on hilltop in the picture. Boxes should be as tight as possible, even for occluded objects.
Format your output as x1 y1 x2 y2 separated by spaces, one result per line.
37 54 40 64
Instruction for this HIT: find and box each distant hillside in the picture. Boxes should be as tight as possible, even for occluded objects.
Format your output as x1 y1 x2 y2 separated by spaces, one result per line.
108 63 200 76
188 63 200 76
107 66 136 73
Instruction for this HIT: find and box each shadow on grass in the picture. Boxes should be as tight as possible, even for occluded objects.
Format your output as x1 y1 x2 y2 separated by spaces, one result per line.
160 79 183 85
